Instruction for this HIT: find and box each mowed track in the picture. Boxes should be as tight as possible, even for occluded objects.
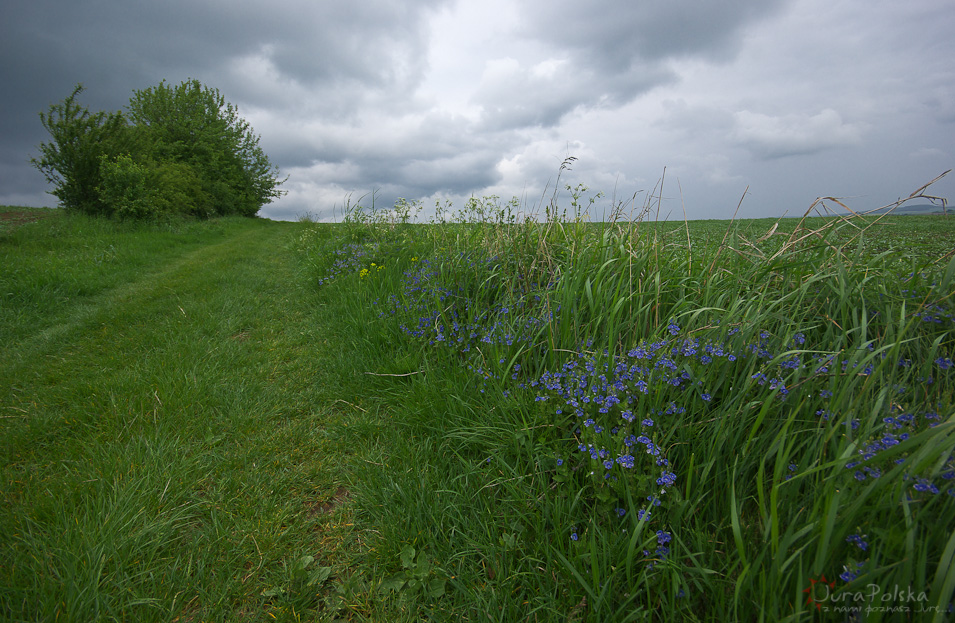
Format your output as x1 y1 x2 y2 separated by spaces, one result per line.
1 219 358 621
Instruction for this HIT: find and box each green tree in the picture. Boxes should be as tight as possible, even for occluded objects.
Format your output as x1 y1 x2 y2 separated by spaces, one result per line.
31 85 131 215
33 80 285 219
126 79 285 217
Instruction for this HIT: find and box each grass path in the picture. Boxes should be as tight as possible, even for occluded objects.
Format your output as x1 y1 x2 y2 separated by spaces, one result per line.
1 218 368 621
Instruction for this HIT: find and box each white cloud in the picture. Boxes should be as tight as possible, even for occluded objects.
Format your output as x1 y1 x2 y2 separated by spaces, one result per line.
732 109 864 159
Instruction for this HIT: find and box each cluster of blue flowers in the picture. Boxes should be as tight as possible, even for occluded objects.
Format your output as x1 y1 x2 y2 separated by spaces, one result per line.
530 326 952 565
829 402 955 497
840 534 869 582
316 242 381 286
644 530 672 570
314 239 954 584
915 302 955 324
376 253 553 354
901 273 955 326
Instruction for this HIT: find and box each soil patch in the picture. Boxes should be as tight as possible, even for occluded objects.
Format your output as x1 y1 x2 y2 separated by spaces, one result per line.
308 486 350 516
0 209 54 231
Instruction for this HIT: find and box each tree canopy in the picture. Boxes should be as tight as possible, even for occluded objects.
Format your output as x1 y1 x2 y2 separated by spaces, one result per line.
32 80 285 219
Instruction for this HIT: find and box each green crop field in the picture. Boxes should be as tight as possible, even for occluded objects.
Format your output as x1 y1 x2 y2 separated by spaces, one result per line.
1 199 954 622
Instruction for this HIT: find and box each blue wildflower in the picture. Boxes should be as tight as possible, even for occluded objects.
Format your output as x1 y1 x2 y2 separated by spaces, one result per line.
846 534 868 551
913 479 939 494
656 472 677 487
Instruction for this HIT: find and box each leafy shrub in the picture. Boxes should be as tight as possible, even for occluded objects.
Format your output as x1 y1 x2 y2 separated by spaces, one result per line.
125 79 284 217
96 155 216 220
151 161 214 218
31 85 131 216
96 154 154 219
33 80 285 219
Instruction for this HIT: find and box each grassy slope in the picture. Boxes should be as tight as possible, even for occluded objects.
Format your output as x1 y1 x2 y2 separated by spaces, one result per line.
295 210 955 622
0 212 375 621
3 208 954 622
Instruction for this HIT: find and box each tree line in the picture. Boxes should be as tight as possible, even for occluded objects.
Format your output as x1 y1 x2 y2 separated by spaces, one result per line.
32 80 286 219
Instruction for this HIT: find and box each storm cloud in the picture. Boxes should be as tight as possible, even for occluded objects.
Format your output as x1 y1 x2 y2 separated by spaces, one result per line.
1 0 952 221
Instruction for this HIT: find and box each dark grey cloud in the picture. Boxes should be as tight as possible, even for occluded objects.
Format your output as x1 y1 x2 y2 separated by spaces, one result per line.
0 0 449 209
315 118 506 200
518 0 789 66
923 85 955 125
470 0 788 131
2 0 442 94
657 99 735 138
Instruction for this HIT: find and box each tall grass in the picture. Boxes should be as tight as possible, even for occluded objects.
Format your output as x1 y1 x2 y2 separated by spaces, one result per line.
300 177 955 621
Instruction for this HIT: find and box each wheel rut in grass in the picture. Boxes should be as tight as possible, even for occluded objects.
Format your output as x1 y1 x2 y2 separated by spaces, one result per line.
1 219 357 619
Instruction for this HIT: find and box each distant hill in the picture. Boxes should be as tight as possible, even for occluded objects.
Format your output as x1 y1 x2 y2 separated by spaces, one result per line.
779 202 951 218
854 203 949 216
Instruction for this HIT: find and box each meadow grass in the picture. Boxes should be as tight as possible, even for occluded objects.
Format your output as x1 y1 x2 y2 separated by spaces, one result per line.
2 195 953 622
297 186 955 621
1 210 391 621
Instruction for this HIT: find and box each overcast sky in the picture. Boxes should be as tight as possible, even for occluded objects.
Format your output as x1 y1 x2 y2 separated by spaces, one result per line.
2 0 953 221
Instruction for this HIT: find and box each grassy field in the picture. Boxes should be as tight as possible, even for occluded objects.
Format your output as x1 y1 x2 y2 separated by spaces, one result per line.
2 200 954 622
0 208 376 621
